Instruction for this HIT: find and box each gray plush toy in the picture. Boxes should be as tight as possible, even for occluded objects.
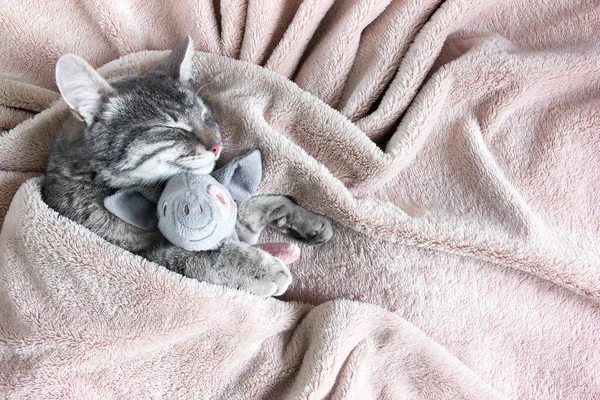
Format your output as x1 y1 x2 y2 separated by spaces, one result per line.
105 150 261 251
105 149 301 263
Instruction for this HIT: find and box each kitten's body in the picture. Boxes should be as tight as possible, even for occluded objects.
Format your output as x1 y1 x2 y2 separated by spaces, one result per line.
44 117 162 253
42 37 332 297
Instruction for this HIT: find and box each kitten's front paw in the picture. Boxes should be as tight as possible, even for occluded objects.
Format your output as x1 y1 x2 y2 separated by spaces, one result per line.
246 260 292 297
240 252 292 297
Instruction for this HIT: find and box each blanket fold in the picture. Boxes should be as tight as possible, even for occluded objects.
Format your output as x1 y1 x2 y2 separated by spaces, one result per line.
1 0 600 398
0 179 504 399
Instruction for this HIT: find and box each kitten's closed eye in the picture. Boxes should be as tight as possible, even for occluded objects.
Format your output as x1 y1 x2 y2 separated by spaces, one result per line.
169 122 193 134
162 122 222 157
172 127 193 138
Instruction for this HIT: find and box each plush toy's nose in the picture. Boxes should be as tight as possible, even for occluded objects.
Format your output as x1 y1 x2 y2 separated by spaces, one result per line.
171 199 209 229
182 203 202 215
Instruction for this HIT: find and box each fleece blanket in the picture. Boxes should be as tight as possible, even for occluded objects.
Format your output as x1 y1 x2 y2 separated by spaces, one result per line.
1 0 600 398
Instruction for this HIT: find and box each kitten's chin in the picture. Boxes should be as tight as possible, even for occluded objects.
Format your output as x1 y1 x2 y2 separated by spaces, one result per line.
187 162 216 175
103 160 217 188
176 160 216 175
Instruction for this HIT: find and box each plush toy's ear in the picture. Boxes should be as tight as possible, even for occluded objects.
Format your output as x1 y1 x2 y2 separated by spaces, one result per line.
147 36 195 81
211 149 262 201
104 189 159 231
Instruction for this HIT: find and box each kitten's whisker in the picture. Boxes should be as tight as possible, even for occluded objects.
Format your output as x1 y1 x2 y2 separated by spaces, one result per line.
221 143 245 151
194 72 223 96
220 148 246 156
220 149 242 155
195 84 209 95
220 147 244 153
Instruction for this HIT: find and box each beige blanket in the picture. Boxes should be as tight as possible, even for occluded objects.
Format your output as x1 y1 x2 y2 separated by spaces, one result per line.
1 0 600 398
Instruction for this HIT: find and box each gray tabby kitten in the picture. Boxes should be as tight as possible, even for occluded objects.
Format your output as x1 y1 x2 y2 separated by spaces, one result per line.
42 37 333 297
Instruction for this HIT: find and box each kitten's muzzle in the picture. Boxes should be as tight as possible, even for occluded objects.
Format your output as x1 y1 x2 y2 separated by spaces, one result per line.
196 143 221 157
210 143 221 156
196 127 221 158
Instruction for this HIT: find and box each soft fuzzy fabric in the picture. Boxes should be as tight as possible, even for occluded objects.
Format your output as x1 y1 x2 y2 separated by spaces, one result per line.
1 0 600 398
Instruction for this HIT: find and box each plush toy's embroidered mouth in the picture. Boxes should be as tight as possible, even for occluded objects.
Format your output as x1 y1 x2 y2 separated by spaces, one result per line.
188 223 217 242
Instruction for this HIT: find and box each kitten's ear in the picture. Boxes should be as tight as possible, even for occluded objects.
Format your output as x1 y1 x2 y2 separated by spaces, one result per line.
56 54 113 124
148 36 195 81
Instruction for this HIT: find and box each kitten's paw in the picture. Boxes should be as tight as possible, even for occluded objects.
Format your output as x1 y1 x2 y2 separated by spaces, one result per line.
242 260 292 297
287 214 333 244
272 203 333 244
238 252 292 297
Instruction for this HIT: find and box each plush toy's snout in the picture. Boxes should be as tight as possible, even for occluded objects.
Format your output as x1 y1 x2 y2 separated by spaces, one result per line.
165 197 208 228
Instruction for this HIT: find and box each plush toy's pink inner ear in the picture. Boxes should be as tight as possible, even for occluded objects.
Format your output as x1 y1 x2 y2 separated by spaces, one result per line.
208 184 231 220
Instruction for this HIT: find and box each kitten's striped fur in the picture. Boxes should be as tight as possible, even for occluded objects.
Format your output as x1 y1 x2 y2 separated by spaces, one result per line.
42 37 332 297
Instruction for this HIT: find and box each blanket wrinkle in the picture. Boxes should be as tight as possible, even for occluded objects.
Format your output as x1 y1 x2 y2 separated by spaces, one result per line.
263 0 335 78
338 0 443 121
239 0 303 66
2 0 600 398
356 0 497 140
293 0 392 108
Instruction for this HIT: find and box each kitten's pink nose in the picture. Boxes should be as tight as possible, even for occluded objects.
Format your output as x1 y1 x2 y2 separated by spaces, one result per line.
210 144 221 156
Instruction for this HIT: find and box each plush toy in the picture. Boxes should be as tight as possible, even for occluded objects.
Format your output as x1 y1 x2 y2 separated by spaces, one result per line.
104 150 300 264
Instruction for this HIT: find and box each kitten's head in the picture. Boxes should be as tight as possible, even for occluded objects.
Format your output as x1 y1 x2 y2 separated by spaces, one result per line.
56 36 221 188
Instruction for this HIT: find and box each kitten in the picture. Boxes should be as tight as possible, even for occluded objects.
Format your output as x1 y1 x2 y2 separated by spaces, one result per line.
42 37 333 297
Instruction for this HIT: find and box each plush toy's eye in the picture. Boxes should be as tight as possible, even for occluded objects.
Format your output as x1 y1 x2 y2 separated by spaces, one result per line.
198 204 203 213
184 204 190 215
163 203 167 216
